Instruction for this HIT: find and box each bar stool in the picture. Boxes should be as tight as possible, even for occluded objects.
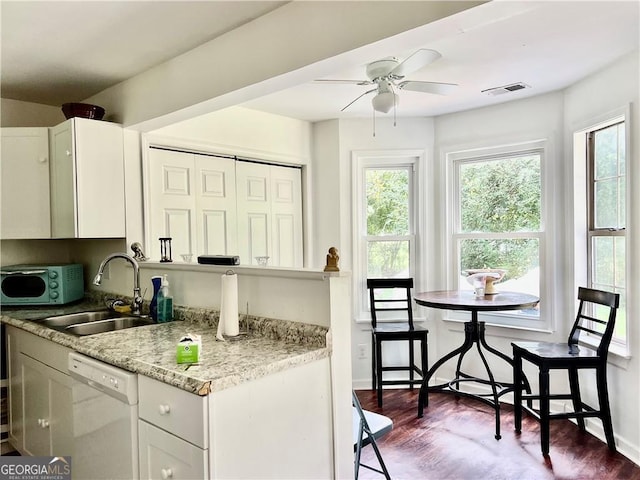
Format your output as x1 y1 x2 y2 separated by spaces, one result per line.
368 278 429 407
512 287 620 455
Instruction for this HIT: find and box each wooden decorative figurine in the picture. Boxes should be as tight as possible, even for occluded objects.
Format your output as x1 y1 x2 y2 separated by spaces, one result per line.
324 247 340 272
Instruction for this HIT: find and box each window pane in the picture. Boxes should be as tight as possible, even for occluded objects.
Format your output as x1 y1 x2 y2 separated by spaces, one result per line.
614 292 626 342
594 178 619 228
593 237 614 286
459 238 539 296
593 123 625 229
366 169 409 235
460 154 540 233
368 240 410 278
594 127 618 179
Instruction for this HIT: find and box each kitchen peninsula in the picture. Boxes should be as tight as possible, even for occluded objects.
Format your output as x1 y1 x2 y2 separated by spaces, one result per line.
2 270 350 479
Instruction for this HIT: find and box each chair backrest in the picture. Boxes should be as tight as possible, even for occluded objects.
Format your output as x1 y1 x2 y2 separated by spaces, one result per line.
367 278 414 328
568 287 620 357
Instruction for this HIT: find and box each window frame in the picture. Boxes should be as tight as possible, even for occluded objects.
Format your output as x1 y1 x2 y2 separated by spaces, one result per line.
352 150 423 323
445 139 552 331
582 115 628 352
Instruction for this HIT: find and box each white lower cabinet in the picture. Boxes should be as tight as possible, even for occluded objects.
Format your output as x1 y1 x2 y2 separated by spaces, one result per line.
138 421 207 480
6 326 73 457
138 375 209 479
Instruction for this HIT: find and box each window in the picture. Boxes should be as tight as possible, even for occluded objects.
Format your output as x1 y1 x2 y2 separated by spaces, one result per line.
587 120 627 345
353 151 421 321
448 140 547 329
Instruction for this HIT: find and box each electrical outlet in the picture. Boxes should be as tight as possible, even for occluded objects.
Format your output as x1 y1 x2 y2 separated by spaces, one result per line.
357 344 367 359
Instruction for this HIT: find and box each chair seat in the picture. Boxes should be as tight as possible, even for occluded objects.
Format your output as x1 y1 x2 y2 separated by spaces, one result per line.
374 322 428 335
512 341 599 361
352 407 393 449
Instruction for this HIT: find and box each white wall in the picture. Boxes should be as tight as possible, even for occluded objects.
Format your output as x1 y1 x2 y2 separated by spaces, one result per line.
0 98 65 127
312 116 435 386
562 51 640 461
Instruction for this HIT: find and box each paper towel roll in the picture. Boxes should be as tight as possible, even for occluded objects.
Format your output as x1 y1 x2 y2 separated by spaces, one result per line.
217 271 239 340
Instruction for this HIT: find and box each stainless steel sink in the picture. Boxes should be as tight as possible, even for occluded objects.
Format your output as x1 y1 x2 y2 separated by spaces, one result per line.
65 317 154 336
40 310 118 328
40 310 154 336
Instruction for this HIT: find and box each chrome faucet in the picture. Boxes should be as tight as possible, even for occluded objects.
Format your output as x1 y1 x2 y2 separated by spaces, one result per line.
93 253 143 315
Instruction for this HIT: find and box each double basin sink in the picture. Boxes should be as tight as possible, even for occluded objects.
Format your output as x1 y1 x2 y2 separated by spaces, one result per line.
39 310 154 336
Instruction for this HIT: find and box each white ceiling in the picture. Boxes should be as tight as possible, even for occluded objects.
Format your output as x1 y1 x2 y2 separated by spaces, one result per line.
2 1 638 123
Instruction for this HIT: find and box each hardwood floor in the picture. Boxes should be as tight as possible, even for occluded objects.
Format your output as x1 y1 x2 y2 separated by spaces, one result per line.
355 389 640 480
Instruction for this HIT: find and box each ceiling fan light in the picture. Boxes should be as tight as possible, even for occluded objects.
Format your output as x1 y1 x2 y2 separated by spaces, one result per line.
371 91 398 113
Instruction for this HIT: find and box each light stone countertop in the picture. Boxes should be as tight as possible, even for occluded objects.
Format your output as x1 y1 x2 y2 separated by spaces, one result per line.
1 297 329 396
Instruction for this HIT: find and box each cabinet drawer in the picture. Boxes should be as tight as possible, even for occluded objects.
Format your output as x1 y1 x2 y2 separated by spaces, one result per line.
139 420 208 480
138 375 208 448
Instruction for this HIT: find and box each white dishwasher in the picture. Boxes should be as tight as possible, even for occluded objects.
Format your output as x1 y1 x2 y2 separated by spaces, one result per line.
68 352 139 480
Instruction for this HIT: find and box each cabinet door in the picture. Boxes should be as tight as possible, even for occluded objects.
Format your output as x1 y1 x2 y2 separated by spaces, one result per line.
0 128 50 238
6 327 24 451
21 354 73 457
22 354 51 456
139 420 208 480
49 121 76 238
73 117 125 238
50 118 125 238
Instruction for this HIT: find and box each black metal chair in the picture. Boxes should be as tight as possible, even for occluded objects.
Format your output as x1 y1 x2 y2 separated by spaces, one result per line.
368 278 428 407
352 390 393 480
512 287 620 456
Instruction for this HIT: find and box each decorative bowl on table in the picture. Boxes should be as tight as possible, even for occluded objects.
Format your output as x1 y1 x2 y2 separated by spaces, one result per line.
61 103 105 120
464 269 506 294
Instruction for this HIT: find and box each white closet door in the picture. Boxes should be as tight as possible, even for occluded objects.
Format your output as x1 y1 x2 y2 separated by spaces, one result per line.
270 165 303 268
236 162 271 264
194 154 238 256
148 149 196 260
236 162 303 267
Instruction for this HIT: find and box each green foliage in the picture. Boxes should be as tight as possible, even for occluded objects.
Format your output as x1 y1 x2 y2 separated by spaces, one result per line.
366 169 409 236
366 168 410 277
459 155 541 280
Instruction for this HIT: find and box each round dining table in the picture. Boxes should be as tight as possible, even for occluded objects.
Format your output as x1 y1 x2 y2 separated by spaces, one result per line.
413 290 539 439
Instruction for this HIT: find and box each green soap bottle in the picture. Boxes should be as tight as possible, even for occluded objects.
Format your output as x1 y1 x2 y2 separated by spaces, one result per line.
157 274 174 322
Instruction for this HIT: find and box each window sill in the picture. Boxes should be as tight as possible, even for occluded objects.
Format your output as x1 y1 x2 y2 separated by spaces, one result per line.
579 335 631 368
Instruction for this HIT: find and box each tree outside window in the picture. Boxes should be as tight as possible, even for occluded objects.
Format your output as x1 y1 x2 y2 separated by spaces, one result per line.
452 147 544 322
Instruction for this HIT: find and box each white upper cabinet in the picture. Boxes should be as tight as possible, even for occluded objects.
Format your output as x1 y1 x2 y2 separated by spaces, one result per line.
49 118 125 238
1 128 51 238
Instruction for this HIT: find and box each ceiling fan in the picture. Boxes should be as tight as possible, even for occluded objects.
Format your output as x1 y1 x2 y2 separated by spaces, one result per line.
315 49 458 114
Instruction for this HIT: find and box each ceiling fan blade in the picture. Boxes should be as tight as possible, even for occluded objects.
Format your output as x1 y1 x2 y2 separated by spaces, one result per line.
390 49 442 77
341 88 377 111
398 81 458 95
314 79 372 86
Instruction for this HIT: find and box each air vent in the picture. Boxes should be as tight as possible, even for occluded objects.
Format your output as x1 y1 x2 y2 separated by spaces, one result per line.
481 82 531 96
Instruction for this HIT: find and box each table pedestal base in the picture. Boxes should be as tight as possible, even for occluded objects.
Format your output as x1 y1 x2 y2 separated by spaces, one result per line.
417 318 530 440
